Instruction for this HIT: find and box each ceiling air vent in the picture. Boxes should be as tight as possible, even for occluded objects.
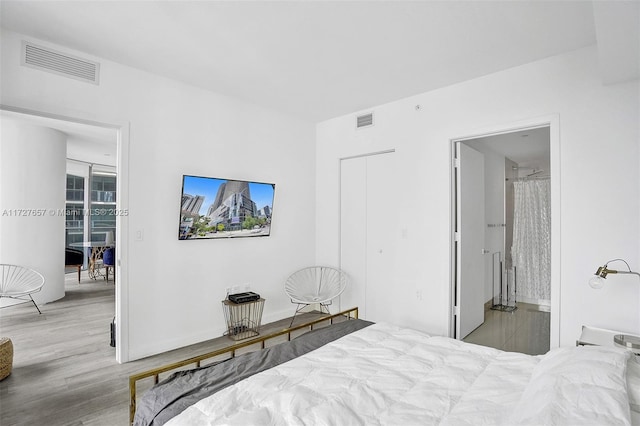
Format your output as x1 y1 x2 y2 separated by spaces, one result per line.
21 41 100 85
356 112 374 129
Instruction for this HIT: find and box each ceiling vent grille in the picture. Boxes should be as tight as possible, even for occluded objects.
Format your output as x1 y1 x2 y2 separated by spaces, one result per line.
356 112 374 129
21 41 100 85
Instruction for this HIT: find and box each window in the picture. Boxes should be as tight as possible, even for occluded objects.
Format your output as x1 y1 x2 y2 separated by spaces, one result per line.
66 174 84 202
90 173 116 242
92 174 117 203
65 175 84 247
65 171 117 246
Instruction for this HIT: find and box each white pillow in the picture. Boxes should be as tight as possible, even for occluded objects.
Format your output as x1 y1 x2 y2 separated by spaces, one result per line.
507 345 632 425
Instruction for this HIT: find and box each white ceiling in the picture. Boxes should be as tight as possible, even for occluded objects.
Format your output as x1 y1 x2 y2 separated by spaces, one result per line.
2 0 637 124
0 1 637 166
465 127 550 173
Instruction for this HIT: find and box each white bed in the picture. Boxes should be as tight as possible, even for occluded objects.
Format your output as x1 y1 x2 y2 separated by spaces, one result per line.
165 322 639 426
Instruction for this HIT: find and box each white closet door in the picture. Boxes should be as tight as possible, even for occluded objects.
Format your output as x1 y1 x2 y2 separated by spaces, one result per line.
365 153 396 323
340 152 395 322
340 157 367 315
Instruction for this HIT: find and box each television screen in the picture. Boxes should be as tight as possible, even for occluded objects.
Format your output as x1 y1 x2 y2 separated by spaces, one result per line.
179 175 275 240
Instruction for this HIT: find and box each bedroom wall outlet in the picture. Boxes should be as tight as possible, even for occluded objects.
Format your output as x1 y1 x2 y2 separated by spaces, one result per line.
135 229 144 241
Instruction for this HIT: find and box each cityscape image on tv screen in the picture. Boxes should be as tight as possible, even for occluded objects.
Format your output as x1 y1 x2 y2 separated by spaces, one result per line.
179 175 275 240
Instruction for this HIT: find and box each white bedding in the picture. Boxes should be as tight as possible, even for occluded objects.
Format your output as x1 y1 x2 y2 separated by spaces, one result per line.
167 323 634 426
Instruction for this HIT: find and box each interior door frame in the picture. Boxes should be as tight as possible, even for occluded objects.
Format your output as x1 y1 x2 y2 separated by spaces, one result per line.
449 114 561 348
0 103 131 363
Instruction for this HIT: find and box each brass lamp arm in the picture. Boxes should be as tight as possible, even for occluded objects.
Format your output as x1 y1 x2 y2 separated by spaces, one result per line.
595 263 640 278
590 259 640 289
602 269 640 278
626 271 640 277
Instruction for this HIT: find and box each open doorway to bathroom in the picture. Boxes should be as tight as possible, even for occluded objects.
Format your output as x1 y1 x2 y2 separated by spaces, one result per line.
453 126 551 355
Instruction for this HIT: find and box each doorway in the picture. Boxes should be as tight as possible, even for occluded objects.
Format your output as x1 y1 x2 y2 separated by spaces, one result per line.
0 105 130 362
451 118 559 354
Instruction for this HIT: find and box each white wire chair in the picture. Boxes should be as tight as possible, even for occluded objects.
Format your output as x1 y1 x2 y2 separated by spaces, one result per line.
284 266 347 327
0 264 45 314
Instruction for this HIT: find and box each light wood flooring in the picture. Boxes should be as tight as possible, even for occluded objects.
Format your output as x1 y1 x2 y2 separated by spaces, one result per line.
0 272 323 425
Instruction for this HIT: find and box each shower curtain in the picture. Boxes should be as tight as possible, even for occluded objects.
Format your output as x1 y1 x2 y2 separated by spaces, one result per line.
511 178 551 302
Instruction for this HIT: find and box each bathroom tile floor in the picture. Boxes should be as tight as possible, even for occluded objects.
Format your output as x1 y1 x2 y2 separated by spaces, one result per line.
463 302 550 355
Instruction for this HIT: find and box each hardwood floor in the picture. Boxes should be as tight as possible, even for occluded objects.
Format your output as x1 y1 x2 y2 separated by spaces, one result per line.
0 272 316 425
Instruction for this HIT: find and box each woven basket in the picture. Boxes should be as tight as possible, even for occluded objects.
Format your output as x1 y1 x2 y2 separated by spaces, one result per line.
0 337 13 380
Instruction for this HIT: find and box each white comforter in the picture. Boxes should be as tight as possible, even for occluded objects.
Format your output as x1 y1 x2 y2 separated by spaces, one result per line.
167 323 634 426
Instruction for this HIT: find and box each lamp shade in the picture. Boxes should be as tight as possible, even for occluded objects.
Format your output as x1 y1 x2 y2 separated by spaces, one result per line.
588 275 605 289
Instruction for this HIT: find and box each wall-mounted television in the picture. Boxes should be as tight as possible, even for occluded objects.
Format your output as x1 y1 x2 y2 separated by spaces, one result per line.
179 175 275 240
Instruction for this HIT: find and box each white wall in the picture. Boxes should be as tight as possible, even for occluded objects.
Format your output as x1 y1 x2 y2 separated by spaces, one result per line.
0 29 316 361
0 122 67 305
316 46 640 346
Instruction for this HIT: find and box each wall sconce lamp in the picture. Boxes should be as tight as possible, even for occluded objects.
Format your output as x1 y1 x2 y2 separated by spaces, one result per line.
589 258 640 353
589 258 640 289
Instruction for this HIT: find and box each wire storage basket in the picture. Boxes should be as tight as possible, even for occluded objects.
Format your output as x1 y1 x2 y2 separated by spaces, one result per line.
0 337 13 380
222 298 265 341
